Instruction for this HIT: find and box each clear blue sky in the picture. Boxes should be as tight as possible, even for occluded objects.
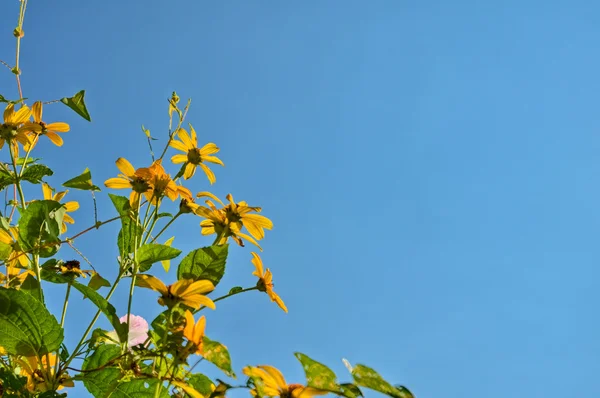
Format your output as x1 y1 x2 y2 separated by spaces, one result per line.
2 1 600 397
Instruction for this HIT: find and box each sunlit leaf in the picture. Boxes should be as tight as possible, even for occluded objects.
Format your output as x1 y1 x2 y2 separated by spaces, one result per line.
20 164 53 184
82 344 121 397
18 200 65 257
351 364 413 398
203 336 235 378
88 272 111 291
62 168 100 191
137 243 181 272
61 90 91 122
177 245 228 286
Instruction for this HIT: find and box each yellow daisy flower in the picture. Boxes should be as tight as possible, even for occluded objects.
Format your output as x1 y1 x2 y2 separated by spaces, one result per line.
42 183 79 233
17 353 74 392
0 226 29 270
251 252 287 313
136 159 192 205
195 193 273 250
135 274 216 310
183 310 206 355
243 365 327 398
170 125 224 183
0 103 32 154
104 158 152 207
20 101 70 148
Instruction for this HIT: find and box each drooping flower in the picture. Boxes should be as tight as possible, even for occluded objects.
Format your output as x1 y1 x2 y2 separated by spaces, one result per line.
58 260 92 279
170 125 224 183
135 274 216 310
243 365 328 398
105 314 149 347
17 353 74 392
195 193 272 250
20 101 70 148
251 252 287 313
104 158 152 207
42 183 79 233
0 103 31 154
183 310 206 355
136 159 192 205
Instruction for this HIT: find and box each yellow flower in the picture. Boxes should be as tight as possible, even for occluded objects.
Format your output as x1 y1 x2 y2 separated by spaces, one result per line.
0 103 32 154
251 253 287 313
42 183 79 233
135 274 216 310
243 365 327 398
20 101 70 148
0 226 29 270
195 193 272 250
170 125 224 183
104 158 152 207
17 353 74 392
183 310 206 355
136 159 192 205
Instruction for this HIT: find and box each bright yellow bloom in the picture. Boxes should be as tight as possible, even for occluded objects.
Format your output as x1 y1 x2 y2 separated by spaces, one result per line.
42 183 79 233
135 274 216 310
195 193 273 250
0 103 32 155
170 125 224 183
251 253 287 313
104 158 152 207
0 226 29 270
17 353 74 392
136 159 193 205
183 310 206 355
243 365 328 398
21 101 70 148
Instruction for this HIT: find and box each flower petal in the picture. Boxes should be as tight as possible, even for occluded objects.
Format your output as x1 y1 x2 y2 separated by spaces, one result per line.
115 158 135 176
199 143 219 156
105 177 132 189
45 131 64 146
46 122 70 133
199 163 216 184
32 101 42 122
202 155 224 166
134 274 168 295
171 154 188 164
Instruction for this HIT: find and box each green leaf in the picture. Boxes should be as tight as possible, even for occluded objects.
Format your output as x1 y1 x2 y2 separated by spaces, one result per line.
339 384 364 398
0 168 15 191
62 167 101 191
20 164 53 184
203 336 235 378
177 245 228 286
161 236 175 272
88 272 111 290
15 157 40 166
109 194 142 257
228 286 243 295
0 240 12 260
294 353 339 392
0 94 27 105
187 373 215 396
111 380 169 397
137 243 181 272
61 90 91 122
0 368 29 393
351 364 413 398
20 272 44 302
82 344 121 397
18 200 65 258
0 287 63 356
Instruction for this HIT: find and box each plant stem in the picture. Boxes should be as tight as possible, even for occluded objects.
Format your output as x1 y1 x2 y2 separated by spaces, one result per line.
55 282 71 377
150 212 180 243
124 200 143 352
195 286 258 314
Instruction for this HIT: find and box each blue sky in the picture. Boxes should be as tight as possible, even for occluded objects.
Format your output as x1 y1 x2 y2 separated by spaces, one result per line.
2 0 600 396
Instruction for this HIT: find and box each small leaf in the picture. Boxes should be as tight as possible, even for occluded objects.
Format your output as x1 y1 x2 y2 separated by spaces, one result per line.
15 157 40 166
187 373 215 396
61 90 91 122
20 164 53 184
0 168 13 191
82 344 121 397
63 168 101 191
351 364 413 398
203 336 235 377
228 286 243 295
0 287 63 356
177 245 228 286
137 243 181 272
0 240 12 260
18 200 65 257
20 272 43 302
294 353 339 392
88 272 111 291
161 236 175 272
109 194 142 257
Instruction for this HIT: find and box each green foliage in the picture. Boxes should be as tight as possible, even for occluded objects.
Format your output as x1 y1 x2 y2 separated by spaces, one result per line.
0 167 14 191
295 353 340 392
228 286 243 294
62 167 101 191
88 272 111 290
177 244 228 286
0 239 12 260
17 199 65 257
187 373 216 396
0 367 30 395
0 287 63 356
137 243 182 272
109 194 142 258
203 336 235 378
81 344 122 397
351 364 413 398
61 90 91 121
20 164 53 184
111 380 170 397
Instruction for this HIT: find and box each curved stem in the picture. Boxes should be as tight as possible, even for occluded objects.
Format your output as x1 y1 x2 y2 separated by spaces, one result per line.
195 286 258 314
150 212 181 243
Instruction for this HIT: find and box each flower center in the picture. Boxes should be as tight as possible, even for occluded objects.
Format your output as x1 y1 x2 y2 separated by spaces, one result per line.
187 148 203 164
131 177 150 193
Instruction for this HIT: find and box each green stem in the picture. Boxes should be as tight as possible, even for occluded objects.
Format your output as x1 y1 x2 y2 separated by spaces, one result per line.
195 286 258 314
125 200 143 352
18 133 38 178
212 225 230 246
54 282 71 377
150 212 181 243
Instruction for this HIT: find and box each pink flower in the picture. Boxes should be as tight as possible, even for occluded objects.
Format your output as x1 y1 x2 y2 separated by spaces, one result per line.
105 314 149 346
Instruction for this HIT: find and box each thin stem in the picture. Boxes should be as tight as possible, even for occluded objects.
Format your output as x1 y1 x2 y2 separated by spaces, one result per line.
18 133 39 178
124 200 143 352
14 0 27 100
158 98 191 161
195 286 258 314
150 212 181 243
54 282 72 377
0 59 11 70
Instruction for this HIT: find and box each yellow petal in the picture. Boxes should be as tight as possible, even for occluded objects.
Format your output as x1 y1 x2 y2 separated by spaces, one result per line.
235 231 263 251
258 365 288 390
199 143 220 156
42 183 53 200
45 131 64 146
199 163 216 184
104 177 132 189
177 128 195 150
183 279 215 296
115 158 135 176
202 155 224 166
32 101 42 122
46 122 70 133
169 139 188 152
171 154 188 164
182 294 216 310
135 274 168 295
196 191 224 206
3 104 14 123
63 213 75 224
184 162 196 180
64 201 79 212
12 105 31 124
172 380 205 398
251 252 264 277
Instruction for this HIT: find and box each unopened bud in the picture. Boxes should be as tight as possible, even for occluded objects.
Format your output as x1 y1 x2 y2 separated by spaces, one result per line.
13 27 24 38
